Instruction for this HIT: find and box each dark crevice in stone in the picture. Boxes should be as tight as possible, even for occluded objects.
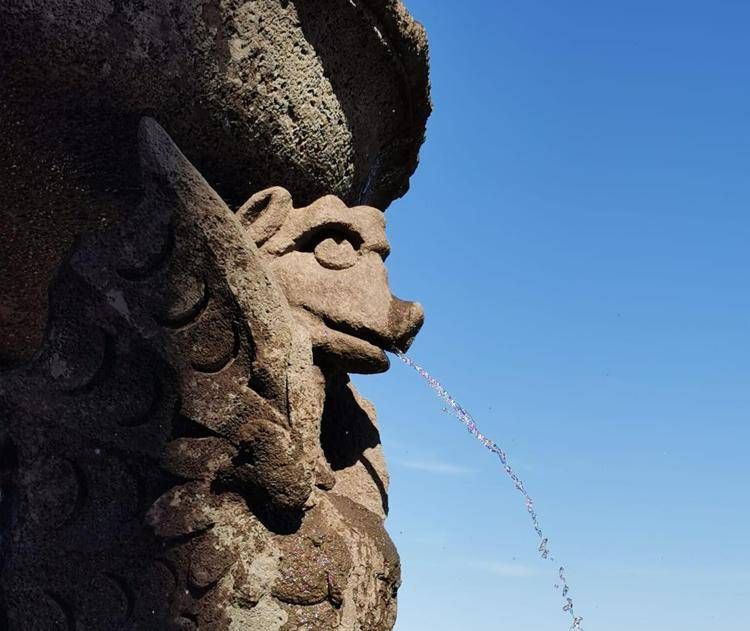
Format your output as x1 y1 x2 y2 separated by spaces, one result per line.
359 454 389 515
321 372 381 471
171 413 225 441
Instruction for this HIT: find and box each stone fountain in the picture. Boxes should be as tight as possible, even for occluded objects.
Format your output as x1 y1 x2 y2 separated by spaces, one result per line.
0 2 430 628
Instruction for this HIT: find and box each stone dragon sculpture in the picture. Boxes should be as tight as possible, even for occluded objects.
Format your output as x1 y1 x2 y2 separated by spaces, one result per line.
0 119 423 629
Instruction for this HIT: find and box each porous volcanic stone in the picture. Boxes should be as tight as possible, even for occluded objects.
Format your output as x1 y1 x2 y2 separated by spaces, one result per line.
0 0 430 363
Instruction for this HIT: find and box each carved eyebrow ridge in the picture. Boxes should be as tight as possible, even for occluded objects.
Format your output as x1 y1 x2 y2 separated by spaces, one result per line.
293 222 365 253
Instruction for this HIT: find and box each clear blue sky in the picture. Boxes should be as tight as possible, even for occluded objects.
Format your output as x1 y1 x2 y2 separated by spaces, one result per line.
352 2 750 630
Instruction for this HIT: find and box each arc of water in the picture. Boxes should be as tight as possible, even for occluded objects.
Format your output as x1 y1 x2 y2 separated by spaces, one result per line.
395 351 584 631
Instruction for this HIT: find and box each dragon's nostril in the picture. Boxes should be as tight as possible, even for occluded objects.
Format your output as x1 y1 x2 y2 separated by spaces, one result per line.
389 299 425 352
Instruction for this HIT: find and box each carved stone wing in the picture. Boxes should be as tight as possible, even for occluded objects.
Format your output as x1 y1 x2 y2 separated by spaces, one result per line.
0 118 315 629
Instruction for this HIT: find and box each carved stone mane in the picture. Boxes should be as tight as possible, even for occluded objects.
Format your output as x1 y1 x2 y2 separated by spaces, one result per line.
0 119 423 629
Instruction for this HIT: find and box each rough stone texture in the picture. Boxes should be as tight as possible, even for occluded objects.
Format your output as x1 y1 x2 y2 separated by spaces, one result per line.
1 2 431 627
0 0 430 364
0 119 423 628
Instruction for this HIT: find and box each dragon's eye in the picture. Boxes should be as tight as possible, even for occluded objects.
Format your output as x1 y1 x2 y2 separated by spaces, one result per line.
313 234 358 270
297 224 363 270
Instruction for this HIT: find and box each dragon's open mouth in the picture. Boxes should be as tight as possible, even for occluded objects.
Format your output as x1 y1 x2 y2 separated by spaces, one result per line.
314 312 399 353
295 307 392 374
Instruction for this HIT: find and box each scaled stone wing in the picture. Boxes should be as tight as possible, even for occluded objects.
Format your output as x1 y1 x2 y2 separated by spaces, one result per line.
0 118 313 629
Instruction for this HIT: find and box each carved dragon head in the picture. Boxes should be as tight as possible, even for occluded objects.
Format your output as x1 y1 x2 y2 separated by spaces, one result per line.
238 188 424 374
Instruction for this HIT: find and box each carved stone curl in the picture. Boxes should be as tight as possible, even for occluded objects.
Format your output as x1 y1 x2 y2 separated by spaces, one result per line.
0 119 423 630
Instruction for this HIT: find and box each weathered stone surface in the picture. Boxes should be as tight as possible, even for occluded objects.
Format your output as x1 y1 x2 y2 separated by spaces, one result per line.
1 1 431 625
0 119 423 629
0 0 430 364
0 0 429 208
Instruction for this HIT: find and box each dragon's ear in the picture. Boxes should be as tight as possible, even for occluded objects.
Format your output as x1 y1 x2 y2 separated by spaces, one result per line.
236 187 293 248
